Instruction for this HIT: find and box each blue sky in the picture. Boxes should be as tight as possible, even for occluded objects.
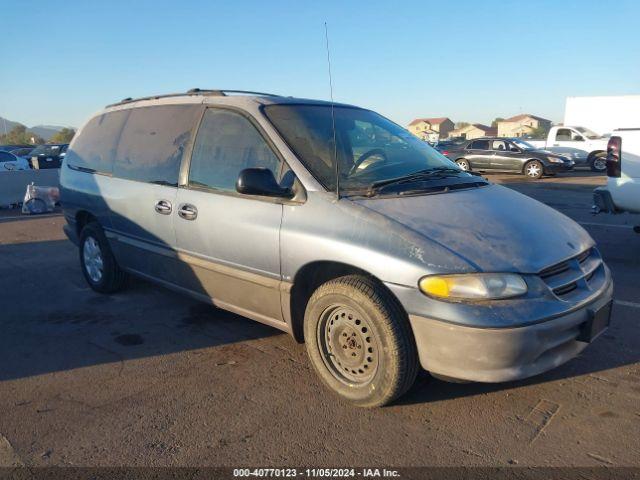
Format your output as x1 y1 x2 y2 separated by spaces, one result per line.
1 0 639 129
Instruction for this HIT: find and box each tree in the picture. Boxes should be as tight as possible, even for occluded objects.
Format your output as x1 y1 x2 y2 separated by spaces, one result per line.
455 122 470 129
49 128 76 143
528 125 550 139
0 125 45 145
491 117 505 128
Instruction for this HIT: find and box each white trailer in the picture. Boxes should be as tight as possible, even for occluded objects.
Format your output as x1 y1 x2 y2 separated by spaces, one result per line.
564 95 640 136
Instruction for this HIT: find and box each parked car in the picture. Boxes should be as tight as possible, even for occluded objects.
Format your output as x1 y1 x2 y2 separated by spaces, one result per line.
525 126 609 171
593 129 640 231
60 90 613 407
28 143 68 169
0 150 31 171
0 144 32 153
433 139 465 153
443 137 574 179
8 146 35 158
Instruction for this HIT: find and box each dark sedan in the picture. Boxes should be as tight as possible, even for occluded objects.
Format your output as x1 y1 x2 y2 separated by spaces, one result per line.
442 137 574 179
28 143 68 169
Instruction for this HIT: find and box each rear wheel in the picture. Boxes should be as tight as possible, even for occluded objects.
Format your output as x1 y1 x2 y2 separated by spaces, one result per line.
455 158 470 171
304 275 418 408
524 160 544 179
590 153 607 172
79 222 128 293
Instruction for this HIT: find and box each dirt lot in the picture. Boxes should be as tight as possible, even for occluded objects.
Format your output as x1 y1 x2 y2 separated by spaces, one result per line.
0 171 639 468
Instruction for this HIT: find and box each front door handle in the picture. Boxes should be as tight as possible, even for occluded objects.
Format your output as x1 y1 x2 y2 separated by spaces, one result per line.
178 204 198 221
155 200 172 215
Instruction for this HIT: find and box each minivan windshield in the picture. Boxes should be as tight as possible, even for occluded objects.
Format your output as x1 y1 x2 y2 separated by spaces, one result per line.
264 104 464 193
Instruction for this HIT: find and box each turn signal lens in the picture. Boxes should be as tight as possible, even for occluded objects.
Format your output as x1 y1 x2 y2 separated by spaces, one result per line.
419 273 527 300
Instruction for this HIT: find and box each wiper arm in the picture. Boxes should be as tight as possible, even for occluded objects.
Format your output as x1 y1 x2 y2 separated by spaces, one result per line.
368 167 464 191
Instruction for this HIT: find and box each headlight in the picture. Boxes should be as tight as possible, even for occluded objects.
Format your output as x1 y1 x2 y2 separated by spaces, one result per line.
547 156 564 163
419 273 527 300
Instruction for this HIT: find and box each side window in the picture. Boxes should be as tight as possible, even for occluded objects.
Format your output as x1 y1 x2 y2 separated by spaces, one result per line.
66 110 130 174
555 128 572 141
491 140 507 151
0 152 14 162
189 109 281 192
469 139 489 150
113 105 201 185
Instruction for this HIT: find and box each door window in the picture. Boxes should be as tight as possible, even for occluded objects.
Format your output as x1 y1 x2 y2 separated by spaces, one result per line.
468 139 490 150
555 128 583 141
189 109 282 192
490 140 508 151
0 152 15 162
113 105 201 185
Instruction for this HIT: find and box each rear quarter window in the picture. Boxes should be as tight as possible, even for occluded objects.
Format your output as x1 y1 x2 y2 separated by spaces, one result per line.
66 110 130 174
113 105 201 185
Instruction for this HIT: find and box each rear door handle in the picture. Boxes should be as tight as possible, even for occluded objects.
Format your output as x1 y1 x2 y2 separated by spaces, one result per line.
155 200 172 215
178 204 198 220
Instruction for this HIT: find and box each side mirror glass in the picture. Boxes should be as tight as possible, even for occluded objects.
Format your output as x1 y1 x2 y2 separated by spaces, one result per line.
236 168 293 198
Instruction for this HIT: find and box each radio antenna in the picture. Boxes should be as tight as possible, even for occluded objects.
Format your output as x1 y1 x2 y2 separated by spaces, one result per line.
324 22 340 199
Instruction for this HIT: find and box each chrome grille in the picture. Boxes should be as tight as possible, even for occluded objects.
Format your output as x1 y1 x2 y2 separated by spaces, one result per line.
538 248 602 298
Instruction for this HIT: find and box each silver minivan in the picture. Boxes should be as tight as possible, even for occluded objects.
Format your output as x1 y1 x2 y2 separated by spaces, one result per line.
60 89 613 407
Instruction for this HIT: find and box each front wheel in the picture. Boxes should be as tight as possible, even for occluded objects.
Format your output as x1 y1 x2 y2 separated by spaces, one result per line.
524 160 544 179
304 275 418 408
591 153 607 172
455 158 470 171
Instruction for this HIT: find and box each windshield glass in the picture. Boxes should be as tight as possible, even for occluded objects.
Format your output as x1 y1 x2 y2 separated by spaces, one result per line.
264 104 461 192
511 139 536 150
575 127 601 139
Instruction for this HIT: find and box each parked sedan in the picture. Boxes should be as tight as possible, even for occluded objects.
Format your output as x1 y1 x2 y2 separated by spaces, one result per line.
0 150 30 171
28 143 68 169
442 137 574 179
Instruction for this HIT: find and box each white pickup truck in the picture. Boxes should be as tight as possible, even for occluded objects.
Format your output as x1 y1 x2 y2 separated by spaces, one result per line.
593 129 640 232
526 126 609 172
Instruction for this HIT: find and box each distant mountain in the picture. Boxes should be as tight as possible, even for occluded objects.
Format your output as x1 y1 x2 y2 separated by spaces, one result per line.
0 116 71 141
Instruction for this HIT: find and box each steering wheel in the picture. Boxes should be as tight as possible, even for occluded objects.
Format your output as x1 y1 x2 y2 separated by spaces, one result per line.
349 148 388 175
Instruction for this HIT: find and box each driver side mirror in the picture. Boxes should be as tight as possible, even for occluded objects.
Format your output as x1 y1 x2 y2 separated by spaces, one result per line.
236 168 293 198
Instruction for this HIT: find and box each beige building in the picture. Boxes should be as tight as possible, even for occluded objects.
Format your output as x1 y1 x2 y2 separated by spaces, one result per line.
497 114 552 137
448 123 496 140
407 117 455 141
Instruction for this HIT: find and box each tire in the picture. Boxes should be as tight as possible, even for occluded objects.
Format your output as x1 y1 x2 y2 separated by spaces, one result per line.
590 153 607 172
304 275 418 408
79 222 128 293
455 158 470 171
524 160 544 179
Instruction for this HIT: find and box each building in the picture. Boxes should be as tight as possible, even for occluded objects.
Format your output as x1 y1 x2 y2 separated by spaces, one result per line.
564 95 640 135
407 117 455 142
448 123 496 140
497 114 552 137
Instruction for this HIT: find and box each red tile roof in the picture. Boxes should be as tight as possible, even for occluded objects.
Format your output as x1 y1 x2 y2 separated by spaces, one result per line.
503 113 551 123
409 117 451 126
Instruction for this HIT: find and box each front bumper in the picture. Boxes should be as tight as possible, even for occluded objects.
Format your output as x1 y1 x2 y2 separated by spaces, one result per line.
407 276 613 383
545 162 574 173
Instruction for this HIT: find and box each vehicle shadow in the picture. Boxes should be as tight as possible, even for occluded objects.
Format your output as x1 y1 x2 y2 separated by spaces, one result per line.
0 237 281 382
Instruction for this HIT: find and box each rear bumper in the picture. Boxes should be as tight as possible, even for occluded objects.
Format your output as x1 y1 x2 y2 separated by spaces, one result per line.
63 222 79 246
408 278 613 382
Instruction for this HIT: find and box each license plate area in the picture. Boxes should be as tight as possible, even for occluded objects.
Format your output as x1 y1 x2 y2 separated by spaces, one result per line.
578 300 612 343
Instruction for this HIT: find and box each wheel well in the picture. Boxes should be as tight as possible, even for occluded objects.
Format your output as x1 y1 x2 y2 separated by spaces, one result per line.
522 158 541 173
289 261 389 343
75 211 97 237
587 150 606 161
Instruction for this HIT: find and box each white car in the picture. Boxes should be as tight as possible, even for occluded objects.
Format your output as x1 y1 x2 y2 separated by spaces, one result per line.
0 150 31 171
593 129 640 230
527 126 609 171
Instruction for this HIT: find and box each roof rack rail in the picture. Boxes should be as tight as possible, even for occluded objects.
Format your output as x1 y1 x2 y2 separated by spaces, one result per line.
106 88 280 108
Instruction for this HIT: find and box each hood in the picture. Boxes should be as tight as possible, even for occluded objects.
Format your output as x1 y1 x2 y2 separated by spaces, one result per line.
353 184 594 273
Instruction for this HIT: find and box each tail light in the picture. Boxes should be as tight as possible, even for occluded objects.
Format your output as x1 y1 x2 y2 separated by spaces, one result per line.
442 150 450 156
606 136 622 178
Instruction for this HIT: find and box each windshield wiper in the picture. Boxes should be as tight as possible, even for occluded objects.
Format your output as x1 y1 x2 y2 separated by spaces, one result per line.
367 167 464 193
